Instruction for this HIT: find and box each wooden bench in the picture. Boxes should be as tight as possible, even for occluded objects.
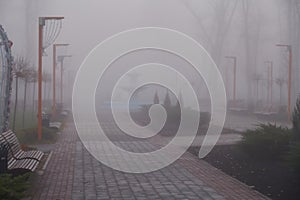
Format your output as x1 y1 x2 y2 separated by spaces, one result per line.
49 121 62 129
0 130 44 172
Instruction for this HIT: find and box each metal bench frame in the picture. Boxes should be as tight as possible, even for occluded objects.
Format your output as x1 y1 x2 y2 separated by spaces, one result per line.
0 130 44 172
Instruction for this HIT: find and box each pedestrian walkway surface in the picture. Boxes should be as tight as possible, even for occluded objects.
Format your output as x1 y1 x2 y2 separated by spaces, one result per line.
32 121 269 200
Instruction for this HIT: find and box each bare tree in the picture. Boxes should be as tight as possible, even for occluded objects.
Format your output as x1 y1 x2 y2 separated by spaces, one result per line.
240 0 262 109
21 68 35 128
276 78 286 106
163 90 171 109
289 0 300 105
42 72 52 104
253 73 262 107
28 68 37 119
12 56 30 131
153 91 159 104
279 0 300 106
182 0 238 65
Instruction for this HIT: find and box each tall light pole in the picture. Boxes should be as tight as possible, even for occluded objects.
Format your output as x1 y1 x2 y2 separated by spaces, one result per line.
53 44 69 116
276 44 292 120
265 61 273 108
225 56 237 106
57 55 72 107
38 17 64 141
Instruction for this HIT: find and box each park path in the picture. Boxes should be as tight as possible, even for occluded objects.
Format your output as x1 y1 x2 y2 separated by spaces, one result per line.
32 120 269 200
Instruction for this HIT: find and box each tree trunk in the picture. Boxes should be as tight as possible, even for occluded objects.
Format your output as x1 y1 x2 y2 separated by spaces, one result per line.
47 81 51 103
280 85 283 106
12 77 18 131
22 80 27 128
242 0 260 110
256 80 259 107
32 81 36 119
44 81 46 101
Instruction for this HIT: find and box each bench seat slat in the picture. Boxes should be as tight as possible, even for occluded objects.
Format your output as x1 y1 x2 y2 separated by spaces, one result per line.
14 150 44 161
8 158 39 172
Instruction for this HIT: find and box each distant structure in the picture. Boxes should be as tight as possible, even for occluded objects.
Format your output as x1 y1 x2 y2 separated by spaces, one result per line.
0 25 13 132
163 90 171 108
153 91 159 104
120 72 140 101
175 91 184 109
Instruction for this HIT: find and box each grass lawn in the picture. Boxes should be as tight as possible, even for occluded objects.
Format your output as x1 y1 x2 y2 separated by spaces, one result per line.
8 106 65 145
15 127 58 145
9 108 38 130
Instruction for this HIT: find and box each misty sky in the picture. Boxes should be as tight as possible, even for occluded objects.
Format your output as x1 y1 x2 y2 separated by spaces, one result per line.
0 0 298 107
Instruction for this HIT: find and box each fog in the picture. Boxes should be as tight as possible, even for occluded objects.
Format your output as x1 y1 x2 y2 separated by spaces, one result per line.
2 2 300 198
0 0 299 113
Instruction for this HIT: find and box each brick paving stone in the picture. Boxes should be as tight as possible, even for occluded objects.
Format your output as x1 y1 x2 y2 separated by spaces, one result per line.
32 121 269 200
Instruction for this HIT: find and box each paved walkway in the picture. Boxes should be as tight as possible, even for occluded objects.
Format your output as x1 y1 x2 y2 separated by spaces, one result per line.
32 121 269 200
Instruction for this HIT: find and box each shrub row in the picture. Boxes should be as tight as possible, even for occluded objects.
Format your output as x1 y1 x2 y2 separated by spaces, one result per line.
240 97 300 174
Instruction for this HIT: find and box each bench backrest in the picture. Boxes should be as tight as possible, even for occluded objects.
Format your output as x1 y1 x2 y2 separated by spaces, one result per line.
0 130 21 160
0 133 13 161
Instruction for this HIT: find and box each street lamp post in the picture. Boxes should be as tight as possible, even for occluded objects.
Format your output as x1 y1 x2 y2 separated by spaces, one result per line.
276 44 292 120
265 61 273 107
38 17 64 141
225 56 237 106
57 55 72 107
52 44 69 116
